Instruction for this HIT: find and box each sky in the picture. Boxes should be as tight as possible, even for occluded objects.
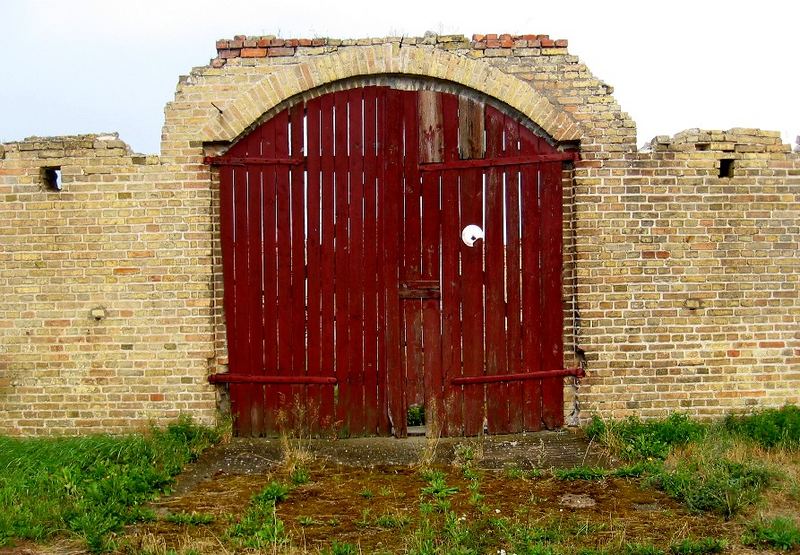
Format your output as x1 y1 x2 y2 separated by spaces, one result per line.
1 0 798 154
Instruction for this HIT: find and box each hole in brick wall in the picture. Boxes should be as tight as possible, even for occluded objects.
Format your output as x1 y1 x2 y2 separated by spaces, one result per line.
696 143 710 151
719 158 735 178
41 166 62 191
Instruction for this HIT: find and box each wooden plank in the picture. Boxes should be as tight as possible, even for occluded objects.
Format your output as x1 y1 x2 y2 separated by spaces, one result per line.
418 90 443 163
305 96 323 433
347 88 365 435
375 87 390 434
403 91 424 413
384 88 406 437
419 153 575 171
459 166 484 436
521 163 543 431
319 94 336 431
421 169 442 435
219 165 240 431
274 108 293 433
209 374 338 385
362 87 380 435
458 97 485 160
246 163 265 435
333 90 351 434
260 116 278 435
484 106 508 433
503 115 524 434
289 103 307 430
232 163 252 436
540 161 565 429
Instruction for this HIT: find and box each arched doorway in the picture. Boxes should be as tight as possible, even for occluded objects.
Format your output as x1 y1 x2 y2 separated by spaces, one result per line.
207 84 577 437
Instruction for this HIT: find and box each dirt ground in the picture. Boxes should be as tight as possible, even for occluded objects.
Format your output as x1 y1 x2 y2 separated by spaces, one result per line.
5 431 786 554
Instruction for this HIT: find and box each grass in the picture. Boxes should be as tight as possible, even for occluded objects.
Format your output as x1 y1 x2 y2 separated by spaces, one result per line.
553 466 608 481
225 482 289 549
163 511 215 526
0 416 219 552
669 537 726 554
742 516 800 551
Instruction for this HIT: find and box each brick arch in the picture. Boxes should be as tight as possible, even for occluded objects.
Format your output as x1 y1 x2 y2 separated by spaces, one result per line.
201 43 582 145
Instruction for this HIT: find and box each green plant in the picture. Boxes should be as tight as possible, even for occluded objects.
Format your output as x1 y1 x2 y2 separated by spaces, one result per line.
322 541 358 555
360 488 374 499
225 493 287 549
669 537 726 554
421 475 459 498
0 416 219 553
290 466 311 485
742 516 800 551
505 465 525 479
652 456 773 518
623 543 665 555
587 413 706 461
408 404 426 427
253 481 290 504
724 405 800 450
375 511 411 529
164 511 215 525
297 515 320 526
553 466 608 481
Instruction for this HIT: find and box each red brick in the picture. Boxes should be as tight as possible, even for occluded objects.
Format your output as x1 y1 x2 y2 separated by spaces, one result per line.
540 38 555 47
486 38 501 48
149 393 165 402
759 341 785 348
113 267 140 275
268 47 295 57
472 34 485 41
311 38 326 46
215 39 228 50
270 38 285 47
229 39 243 49
243 39 257 48
218 49 241 59
256 38 270 48
241 47 268 58
285 39 299 47
298 38 312 46
554 39 568 47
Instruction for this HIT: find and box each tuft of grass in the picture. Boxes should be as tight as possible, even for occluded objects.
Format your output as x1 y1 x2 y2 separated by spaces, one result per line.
290 466 311 486
724 405 800 450
651 454 774 519
669 536 726 554
163 511 215 526
587 412 706 462
553 466 608 481
375 512 411 529
622 543 665 555
253 481 291 504
297 515 320 526
360 488 374 499
421 475 459 499
0 416 219 552
322 541 358 555
742 516 800 551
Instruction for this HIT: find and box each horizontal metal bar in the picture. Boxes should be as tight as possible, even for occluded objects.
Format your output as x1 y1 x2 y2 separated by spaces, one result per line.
204 156 305 167
450 367 585 385
208 374 337 385
419 152 578 172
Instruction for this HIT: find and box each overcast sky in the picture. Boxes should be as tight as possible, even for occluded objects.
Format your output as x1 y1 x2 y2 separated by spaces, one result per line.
1 0 797 154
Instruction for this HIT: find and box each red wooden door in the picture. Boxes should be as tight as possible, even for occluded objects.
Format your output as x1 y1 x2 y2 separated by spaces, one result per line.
208 86 573 437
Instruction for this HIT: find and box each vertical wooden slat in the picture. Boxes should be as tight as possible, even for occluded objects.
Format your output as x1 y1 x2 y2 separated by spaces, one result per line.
484 106 508 433
376 87 390 434
232 163 252 436
459 166 484 436
521 162 543 431
219 165 241 431
260 118 278 435
333 91 351 434
362 87 380 434
458 97 485 160
540 161 565 428
439 93 461 435
319 94 336 430
421 169 441 435
246 138 265 435
274 109 293 431
403 91 424 413
384 88 406 437
418 90 443 163
503 115 524 433
289 104 307 428
347 88 365 435
305 97 322 432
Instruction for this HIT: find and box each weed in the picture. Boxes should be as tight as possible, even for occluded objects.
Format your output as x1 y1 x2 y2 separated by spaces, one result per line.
290 466 311 485
297 515 320 526
322 541 358 555
375 511 411 529
0 416 218 552
622 543 665 555
253 481 290 504
724 405 800 450
505 465 525 479
651 454 773 518
225 490 287 549
742 516 800 551
408 404 426 426
612 462 659 478
553 466 608 481
588 412 705 461
669 537 726 554
163 511 215 526
421 476 459 499
360 488 374 499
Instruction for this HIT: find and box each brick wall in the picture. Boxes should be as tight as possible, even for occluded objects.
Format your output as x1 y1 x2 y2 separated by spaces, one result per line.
1 34 797 435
